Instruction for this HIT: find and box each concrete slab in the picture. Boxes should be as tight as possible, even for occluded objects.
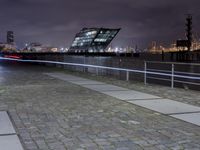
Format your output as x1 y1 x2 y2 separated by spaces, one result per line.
0 111 16 135
171 113 200 126
0 135 24 150
45 73 87 81
45 72 74 78
81 84 129 92
128 99 200 115
69 80 105 85
102 90 160 100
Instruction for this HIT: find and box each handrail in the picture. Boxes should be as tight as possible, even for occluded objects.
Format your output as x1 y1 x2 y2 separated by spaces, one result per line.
145 61 200 66
1 57 200 88
0 57 144 73
147 68 200 76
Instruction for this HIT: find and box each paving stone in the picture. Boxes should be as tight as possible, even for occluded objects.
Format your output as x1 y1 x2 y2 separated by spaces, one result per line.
102 90 160 100
171 112 200 126
24 141 38 150
0 111 16 135
100 145 115 150
0 135 24 150
81 84 128 92
128 99 200 115
35 139 48 149
45 73 87 81
69 80 105 85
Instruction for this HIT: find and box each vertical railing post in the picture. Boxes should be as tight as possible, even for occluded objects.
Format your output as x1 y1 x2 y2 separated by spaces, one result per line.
171 64 174 88
96 67 99 76
144 61 147 85
126 71 129 81
83 56 86 73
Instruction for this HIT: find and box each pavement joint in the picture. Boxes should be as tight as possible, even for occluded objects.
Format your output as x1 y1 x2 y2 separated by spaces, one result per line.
167 111 200 116
125 98 166 101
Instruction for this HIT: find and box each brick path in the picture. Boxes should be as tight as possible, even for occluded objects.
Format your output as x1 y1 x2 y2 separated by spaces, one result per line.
0 61 200 150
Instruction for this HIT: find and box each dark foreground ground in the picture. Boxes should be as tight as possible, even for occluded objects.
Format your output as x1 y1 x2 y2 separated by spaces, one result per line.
0 60 200 150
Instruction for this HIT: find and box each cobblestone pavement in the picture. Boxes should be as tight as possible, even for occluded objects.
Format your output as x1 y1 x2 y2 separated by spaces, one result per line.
0 61 200 150
63 70 200 107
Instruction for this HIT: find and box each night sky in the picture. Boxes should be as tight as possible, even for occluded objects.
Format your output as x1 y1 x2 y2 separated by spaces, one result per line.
0 0 200 49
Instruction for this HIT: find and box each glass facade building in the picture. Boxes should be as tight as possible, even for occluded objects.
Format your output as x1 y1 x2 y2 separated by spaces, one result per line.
69 28 120 52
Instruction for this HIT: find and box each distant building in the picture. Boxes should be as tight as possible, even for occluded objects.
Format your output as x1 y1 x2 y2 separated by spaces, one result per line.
0 43 17 52
69 28 120 53
148 40 200 53
0 31 16 52
7 31 14 44
25 42 58 52
26 42 43 52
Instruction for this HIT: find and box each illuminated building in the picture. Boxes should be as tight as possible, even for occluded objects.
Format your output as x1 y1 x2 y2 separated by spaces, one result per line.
7 31 14 44
149 40 200 53
69 28 120 52
0 31 17 52
25 43 58 52
0 43 17 52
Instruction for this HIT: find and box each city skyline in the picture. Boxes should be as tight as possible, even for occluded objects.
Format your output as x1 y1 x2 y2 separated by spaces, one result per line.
0 0 200 48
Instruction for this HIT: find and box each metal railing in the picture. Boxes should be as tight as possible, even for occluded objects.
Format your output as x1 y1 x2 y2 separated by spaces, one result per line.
145 61 200 88
1 57 200 89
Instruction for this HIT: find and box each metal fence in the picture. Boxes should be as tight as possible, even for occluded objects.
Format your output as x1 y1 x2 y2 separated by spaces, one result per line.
145 61 200 88
1 57 200 89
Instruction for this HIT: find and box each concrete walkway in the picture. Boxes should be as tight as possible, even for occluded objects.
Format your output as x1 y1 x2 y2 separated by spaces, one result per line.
0 111 24 150
46 72 200 127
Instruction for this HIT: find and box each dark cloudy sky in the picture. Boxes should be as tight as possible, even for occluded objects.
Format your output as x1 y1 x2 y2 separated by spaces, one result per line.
0 0 200 48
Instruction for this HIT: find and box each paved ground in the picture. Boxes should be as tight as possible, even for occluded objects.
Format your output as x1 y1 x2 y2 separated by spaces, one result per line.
45 72 200 126
65 70 200 107
0 60 200 150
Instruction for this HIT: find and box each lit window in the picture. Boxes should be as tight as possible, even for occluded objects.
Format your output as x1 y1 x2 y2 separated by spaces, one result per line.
94 38 107 42
86 31 97 36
